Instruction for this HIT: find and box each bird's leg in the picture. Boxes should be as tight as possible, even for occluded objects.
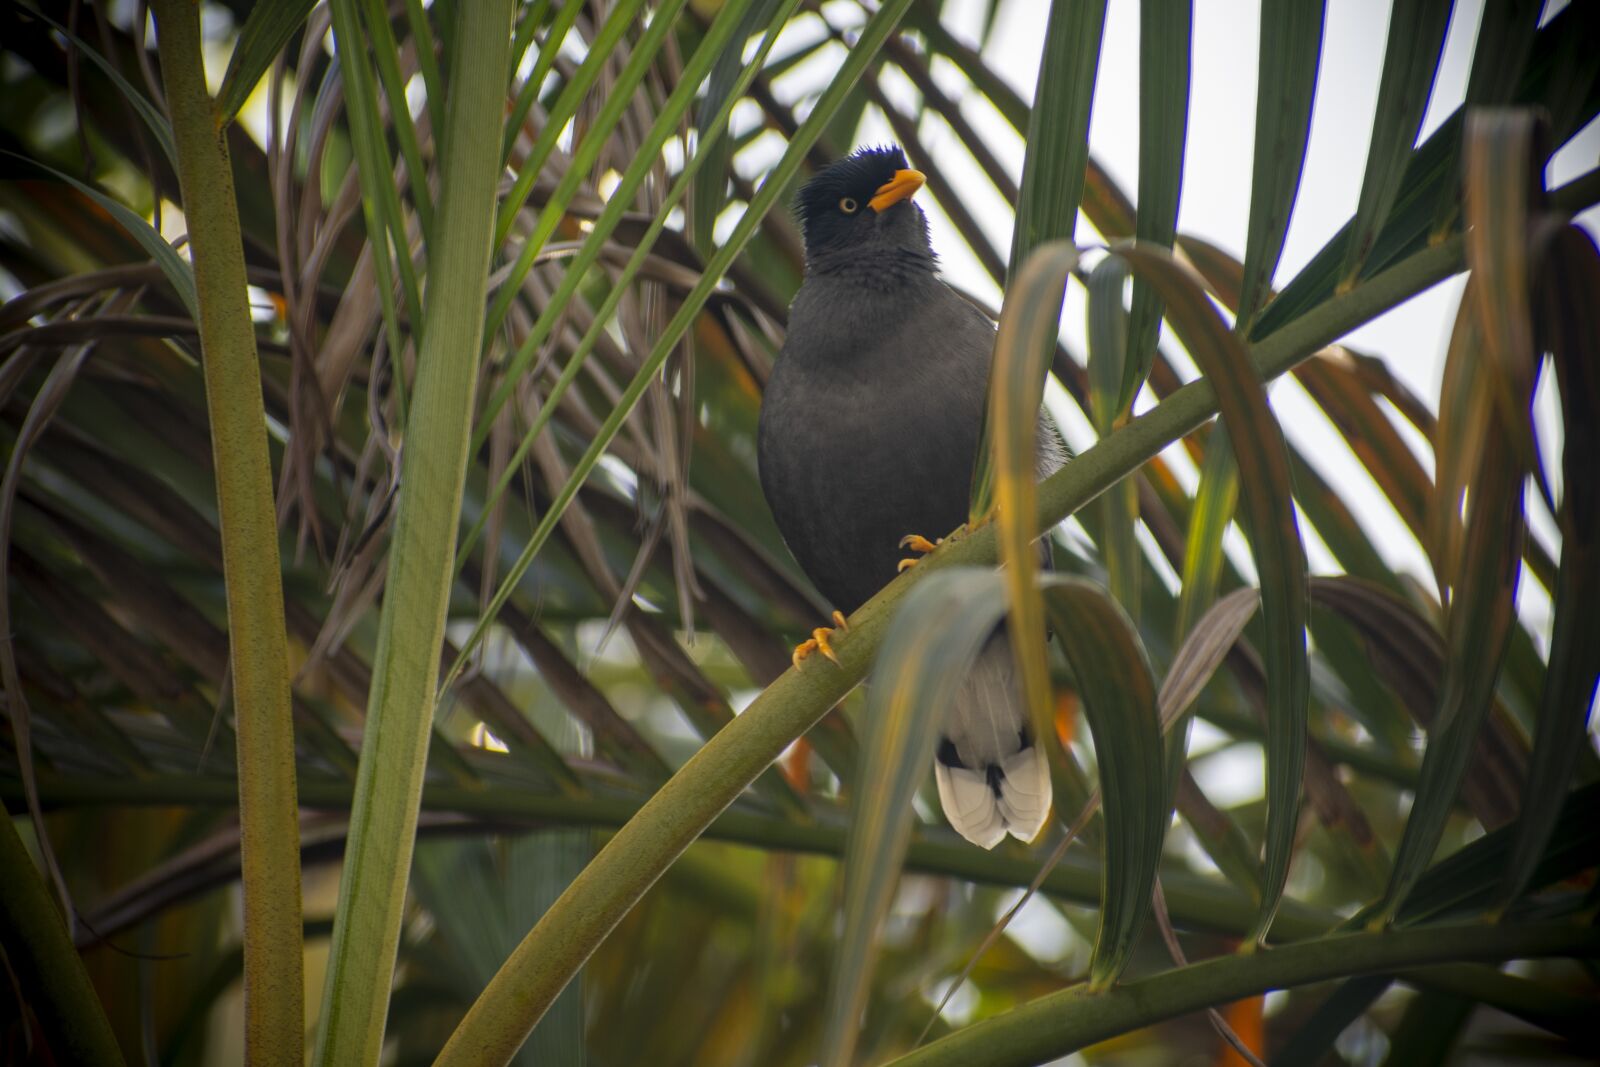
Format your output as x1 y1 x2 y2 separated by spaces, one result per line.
792 610 850 669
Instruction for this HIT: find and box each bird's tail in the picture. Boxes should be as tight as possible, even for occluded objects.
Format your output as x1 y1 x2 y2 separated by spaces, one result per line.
933 635 1052 849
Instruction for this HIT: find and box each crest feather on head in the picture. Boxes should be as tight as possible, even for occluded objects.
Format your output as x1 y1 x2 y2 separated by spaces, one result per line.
794 144 909 226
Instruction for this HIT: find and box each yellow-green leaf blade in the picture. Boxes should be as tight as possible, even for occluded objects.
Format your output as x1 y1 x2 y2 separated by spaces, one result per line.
1087 255 1140 616
1237 0 1326 329
1129 0 1191 400
979 240 1079 812
1116 241 1310 942
821 567 1012 1067
1008 0 1107 277
312 3 513 1063
1338 0 1454 285
1042 576 1165 990
1495 223 1600 910
4 153 197 320
1376 110 1542 925
23 7 177 170
217 0 320 126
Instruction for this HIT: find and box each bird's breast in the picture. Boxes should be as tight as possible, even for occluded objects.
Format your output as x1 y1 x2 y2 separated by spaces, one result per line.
759 344 986 613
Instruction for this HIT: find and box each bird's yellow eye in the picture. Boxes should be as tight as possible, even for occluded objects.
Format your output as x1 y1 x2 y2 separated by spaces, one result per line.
839 196 859 214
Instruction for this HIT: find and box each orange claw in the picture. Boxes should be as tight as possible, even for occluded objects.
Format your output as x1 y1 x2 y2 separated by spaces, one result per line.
792 611 849 669
898 532 942 571
811 626 840 665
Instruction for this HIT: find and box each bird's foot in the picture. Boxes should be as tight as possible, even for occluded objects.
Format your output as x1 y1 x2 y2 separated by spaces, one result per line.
897 525 972 571
792 610 849 669
897 533 940 571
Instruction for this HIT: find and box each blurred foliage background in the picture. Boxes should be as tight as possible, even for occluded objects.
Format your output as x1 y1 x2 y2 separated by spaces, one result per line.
0 1 1597 1065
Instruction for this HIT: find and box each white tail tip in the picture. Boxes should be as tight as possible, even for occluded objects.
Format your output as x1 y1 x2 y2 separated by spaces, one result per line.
934 745 1051 849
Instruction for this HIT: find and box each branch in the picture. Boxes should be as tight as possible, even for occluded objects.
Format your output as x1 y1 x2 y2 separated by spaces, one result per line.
886 924 1600 1067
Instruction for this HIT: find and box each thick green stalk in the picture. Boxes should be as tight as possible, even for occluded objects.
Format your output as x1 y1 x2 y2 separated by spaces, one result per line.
0 799 124 1065
311 3 512 1064
887 924 1600 1067
151 2 303 1060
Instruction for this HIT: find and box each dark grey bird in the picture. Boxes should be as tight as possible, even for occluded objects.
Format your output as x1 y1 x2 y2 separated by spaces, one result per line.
758 145 1064 848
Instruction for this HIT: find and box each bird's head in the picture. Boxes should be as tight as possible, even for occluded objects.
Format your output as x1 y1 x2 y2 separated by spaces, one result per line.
794 145 933 278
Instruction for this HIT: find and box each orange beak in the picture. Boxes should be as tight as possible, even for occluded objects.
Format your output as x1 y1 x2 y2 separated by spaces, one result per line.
869 168 926 212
